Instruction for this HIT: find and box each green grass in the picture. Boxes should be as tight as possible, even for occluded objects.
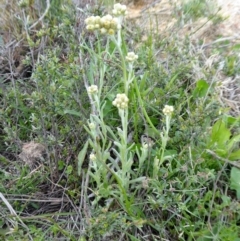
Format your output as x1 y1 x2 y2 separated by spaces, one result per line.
0 0 240 240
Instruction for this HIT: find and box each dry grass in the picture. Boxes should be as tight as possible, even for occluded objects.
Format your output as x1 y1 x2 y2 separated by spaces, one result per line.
126 0 240 116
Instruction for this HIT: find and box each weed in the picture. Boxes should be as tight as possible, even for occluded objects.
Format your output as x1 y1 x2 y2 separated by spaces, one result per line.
0 0 240 240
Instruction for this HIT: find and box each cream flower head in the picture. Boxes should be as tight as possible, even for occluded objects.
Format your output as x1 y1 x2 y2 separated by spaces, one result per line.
87 85 98 95
163 105 174 116
126 52 138 62
88 122 96 130
100 14 119 34
112 3 127 16
90 153 96 161
112 93 129 109
85 14 120 35
85 16 101 30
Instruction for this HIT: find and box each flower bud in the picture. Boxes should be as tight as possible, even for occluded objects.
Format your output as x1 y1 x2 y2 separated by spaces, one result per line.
87 85 98 95
112 93 129 109
90 153 96 161
163 105 174 116
126 52 138 62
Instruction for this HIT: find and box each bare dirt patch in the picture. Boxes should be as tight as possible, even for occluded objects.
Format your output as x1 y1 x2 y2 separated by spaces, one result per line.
126 0 240 40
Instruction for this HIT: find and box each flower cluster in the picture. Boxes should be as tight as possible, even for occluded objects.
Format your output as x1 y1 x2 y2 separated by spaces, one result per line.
88 122 96 130
126 52 138 62
85 16 101 31
163 105 174 116
112 93 129 109
90 153 96 161
85 14 120 35
112 3 127 16
18 0 28 8
87 85 98 95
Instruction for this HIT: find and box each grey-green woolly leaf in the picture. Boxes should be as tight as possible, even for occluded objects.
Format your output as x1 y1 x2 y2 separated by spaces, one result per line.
103 150 110 160
111 147 121 160
127 143 135 151
113 141 122 149
88 138 94 148
78 140 89 176
117 127 124 136
63 109 81 117
83 125 93 137
106 126 118 141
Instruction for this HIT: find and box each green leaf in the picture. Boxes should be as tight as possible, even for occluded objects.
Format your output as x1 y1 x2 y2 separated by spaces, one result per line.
58 160 65 171
98 186 111 198
193 79 209 98
232 43 240 50
144 125 159 139
126 233 141 241
139 72 147 90
230 167 240 199
196 237 212 241
210 119 231 147
64 109 81 117
77 140 89 176
225 55 237 76
221 195 231 206
229 149 240 160
227 134 240 151
66 165 73 175
129 176 146 184
224 115 240 126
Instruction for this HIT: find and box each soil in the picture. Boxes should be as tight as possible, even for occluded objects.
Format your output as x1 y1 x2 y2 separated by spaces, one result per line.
126 0 240 39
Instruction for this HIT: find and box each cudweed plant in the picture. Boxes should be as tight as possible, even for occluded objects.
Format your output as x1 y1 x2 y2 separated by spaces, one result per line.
79 3 174 212
153 105 174 178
